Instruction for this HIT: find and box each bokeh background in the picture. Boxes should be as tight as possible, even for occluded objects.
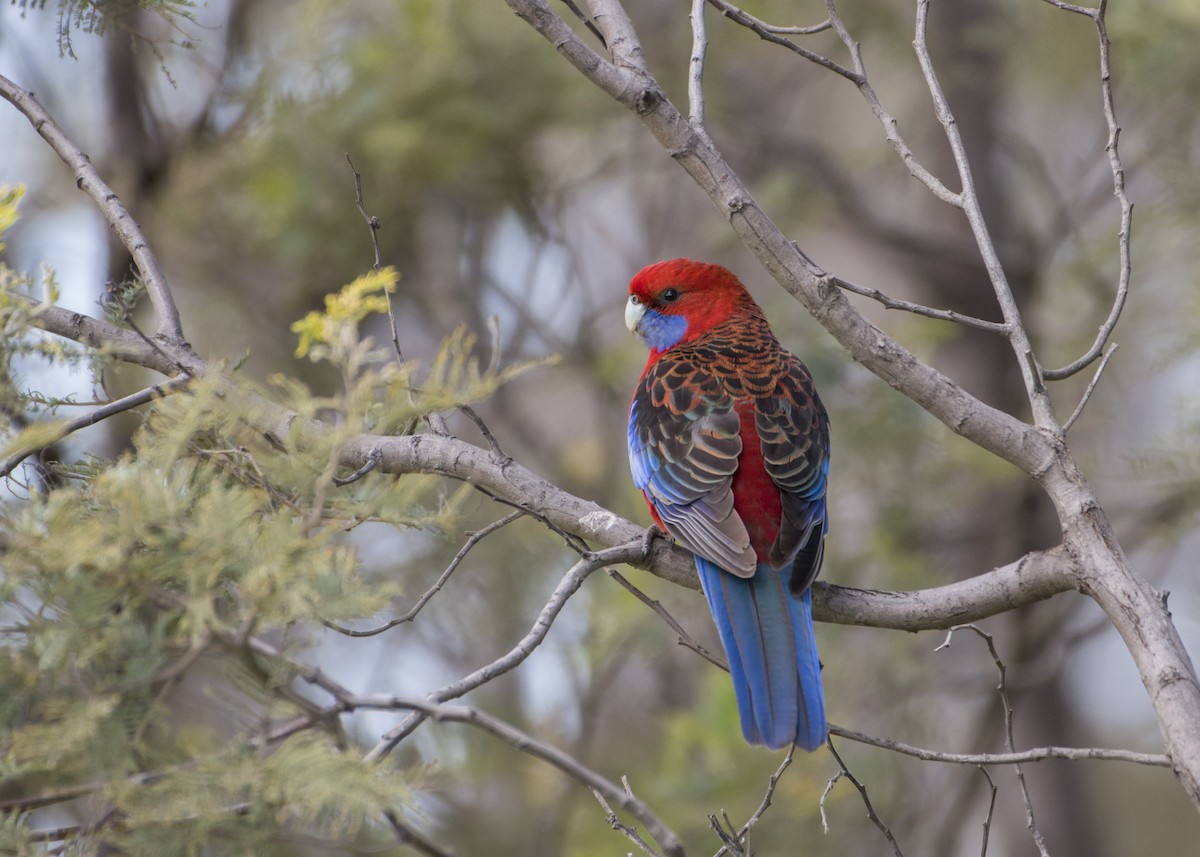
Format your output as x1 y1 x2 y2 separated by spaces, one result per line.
3 1 1200 853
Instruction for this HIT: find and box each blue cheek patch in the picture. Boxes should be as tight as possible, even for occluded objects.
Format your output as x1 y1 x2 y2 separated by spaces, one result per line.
638 310 688 353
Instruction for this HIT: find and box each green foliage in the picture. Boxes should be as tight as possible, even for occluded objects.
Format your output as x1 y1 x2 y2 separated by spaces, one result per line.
0 185 22 251
0 196 95 442
0 278 551 850
0 374 413 849
101 275 148 328
11 0 198 57
107 735 405 856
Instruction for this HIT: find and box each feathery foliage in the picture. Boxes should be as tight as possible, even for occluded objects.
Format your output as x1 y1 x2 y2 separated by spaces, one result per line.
0 265 546 852
9 0 198 57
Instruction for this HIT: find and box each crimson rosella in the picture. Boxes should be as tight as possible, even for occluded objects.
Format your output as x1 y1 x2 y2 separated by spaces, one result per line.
625 259 830 751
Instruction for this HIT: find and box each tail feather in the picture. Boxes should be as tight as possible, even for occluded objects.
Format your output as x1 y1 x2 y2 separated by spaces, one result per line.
695 557 826 751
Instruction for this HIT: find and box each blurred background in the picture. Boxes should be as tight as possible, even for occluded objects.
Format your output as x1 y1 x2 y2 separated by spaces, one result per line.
2 0 1200 853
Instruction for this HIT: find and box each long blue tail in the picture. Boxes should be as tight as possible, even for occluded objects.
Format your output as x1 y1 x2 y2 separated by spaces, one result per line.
695 557 826 750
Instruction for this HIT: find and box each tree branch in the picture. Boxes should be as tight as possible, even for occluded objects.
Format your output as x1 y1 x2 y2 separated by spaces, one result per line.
6 295 1089 632
1038 0 1133 381
830 724 1170 768
705 0 854 80
322 510 526 637
0 375 191 478
822 738 904 855
363 541 648 761
910 0 1050 421
243 631 686 857
0 73 186 344
827 272 1010 335
936 625 1048 856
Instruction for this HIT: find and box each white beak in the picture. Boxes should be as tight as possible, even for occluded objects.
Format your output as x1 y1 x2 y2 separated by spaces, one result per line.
625 295 646 334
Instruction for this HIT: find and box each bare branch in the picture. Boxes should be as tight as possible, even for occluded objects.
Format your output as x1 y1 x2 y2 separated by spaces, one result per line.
586 0 649 73
19 297 199 376
704 0 830 36
320 686 686 856
936 625 1049 856
977 766 998 857
384 811 457 857
814 546 1075 630
829 723 1169 768
823 738 904 855
0 74 185 344
688 0 708 127
607 568 728 670
323 510 525 637
345 152 384 271
712 747 794 857
560 0 608 48
593 786 665 857
363 540 647 761
1039 0 1133 381
829 273 1010 335
706 811 743 856
911 0 1051 421
821 0 961 205
331 446 381 486
457 403 508 460
0 375 191 479
1061 343 1118 432
706 0 856 80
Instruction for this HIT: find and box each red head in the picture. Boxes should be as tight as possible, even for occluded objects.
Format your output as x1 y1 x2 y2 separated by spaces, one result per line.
625 259 761 356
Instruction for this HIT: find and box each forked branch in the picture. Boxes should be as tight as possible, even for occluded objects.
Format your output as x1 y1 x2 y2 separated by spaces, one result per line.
0 74 186 345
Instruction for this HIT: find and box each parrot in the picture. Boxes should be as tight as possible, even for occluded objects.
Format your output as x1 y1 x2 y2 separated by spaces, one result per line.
625 258 830 751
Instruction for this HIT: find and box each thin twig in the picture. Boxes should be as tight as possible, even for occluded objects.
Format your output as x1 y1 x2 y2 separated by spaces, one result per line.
124 311 195 377
363 540 648 761
912 0 1051 420
346 152 414 383
457 404 508 461
1061 343 1118 432
707 0 830 36
829 274 1010 335
276 674 686 857
470 482 592 555
324 510 524 637
607 568 728 670
706 0 856 80
0 375 191 479
384 810 456 857
560 0 608 48
936 625 1050 857
828 723 1169 767
707 812 743 855
1039 1 1132 382
713 746 795 857
823 737 904 855
592 787 665 857
819 0 961 205
346 153 383 271
977 765 998 857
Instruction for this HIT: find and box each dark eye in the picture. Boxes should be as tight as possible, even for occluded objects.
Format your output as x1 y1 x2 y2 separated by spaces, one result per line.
661 288 681 303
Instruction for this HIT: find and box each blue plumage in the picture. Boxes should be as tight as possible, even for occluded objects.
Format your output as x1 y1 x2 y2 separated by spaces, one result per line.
695 557 826 750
